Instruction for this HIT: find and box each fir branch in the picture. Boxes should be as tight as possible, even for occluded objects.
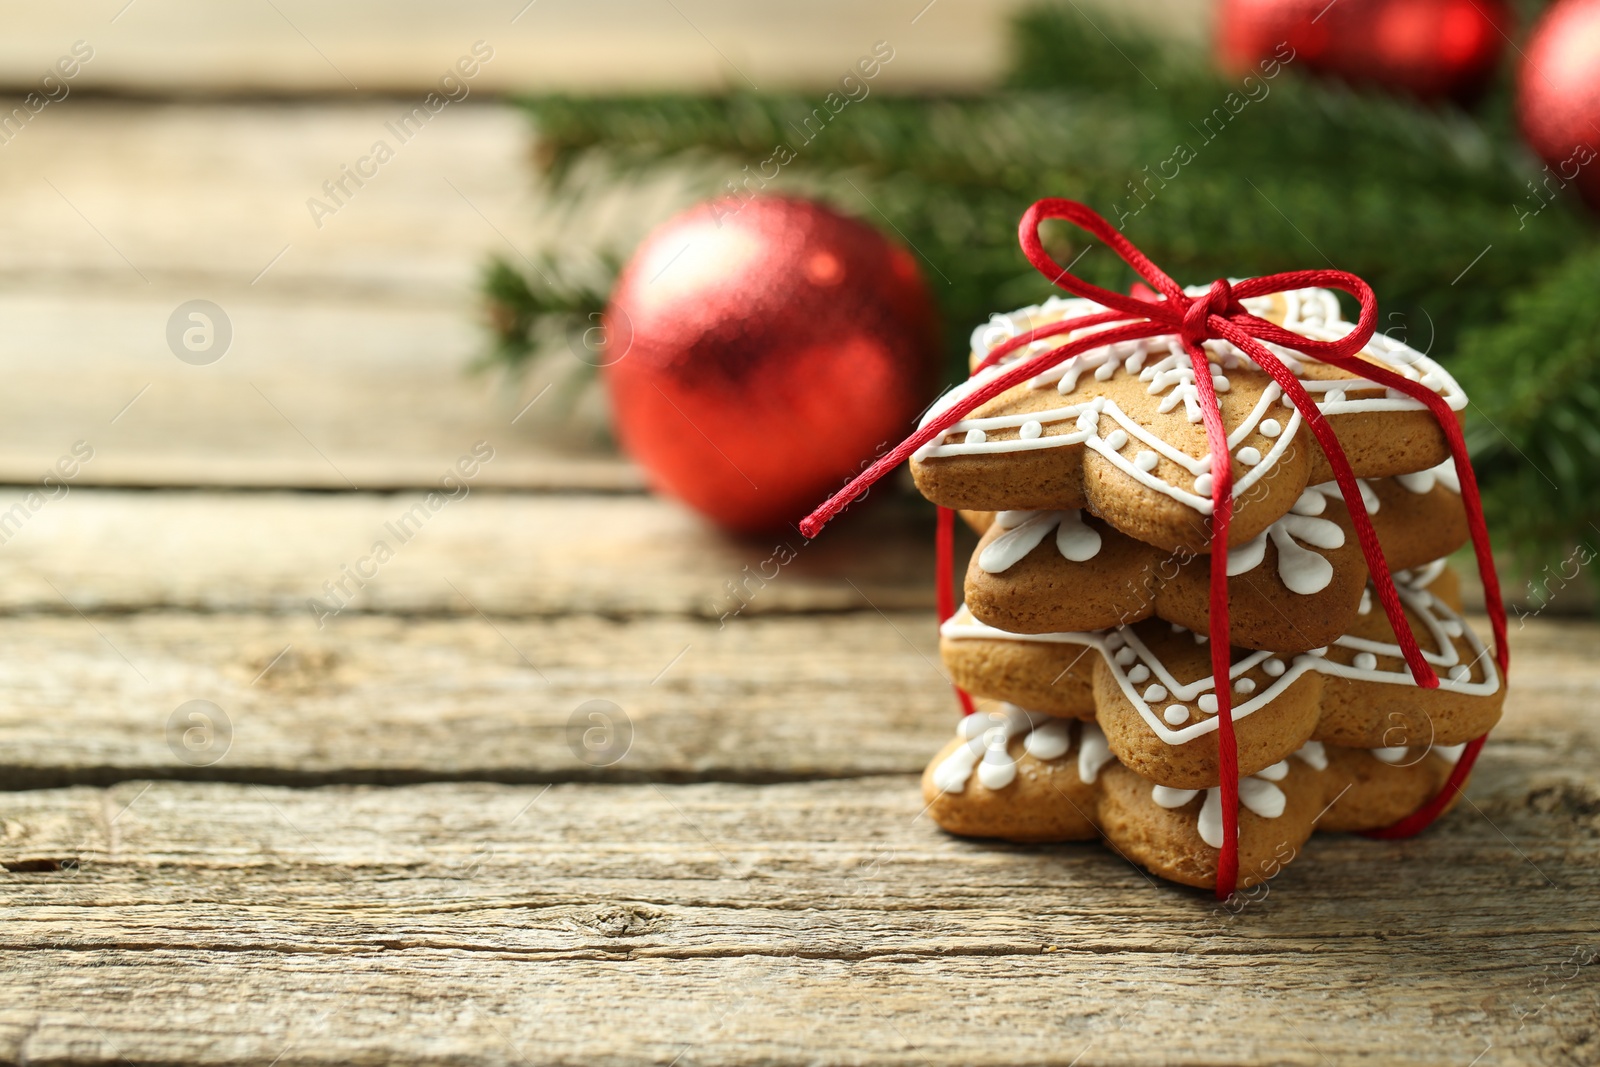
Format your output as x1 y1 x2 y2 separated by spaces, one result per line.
1457 244 1600 570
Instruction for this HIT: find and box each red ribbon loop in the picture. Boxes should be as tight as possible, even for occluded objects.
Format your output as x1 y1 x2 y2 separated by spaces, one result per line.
804 199 1508 899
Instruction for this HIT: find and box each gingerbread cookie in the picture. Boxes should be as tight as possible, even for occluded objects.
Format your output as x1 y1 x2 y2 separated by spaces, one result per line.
910 287 1467 554
963 465 1467 651
940 563 1503 790
922 706 1464 889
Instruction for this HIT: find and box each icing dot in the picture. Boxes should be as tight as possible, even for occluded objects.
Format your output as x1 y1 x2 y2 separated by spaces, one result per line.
1127 664 1151 684
1143 684 1167 702
1326 389 1347 404
1135 450 1159 472
1443 620 1464 638
1211 376 1231 393
1307 646 1328 657
1163 704 1189 725
1236 446 1262 466
1263 659 1286 677
1104 631 1125 651
1019 420 1043 440
1353 652 1378 671
1290 489 1326 516
964 428 986 445
1197 694 1218 714
1260 418 1282 438
1194 473 1214 496
1194 633 1209 645
1114 646 1136 665
1104 429 1129 451
1449 665 1471 681
1255 760 1289 781
1076 412 1098 433
1234 677 1257 695
1152 785 1199 809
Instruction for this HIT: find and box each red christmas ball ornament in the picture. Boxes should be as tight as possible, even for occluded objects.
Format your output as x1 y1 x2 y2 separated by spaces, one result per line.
1217 0 1511 102
601 196 938 534
1517 0 1600 208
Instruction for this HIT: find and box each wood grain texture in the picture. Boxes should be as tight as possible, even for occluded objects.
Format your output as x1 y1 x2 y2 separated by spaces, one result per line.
1 760 1596 1067
0 101 635 490
0 490 936 617
0 1 1207 96
0 610 953 789
0 594 1590 796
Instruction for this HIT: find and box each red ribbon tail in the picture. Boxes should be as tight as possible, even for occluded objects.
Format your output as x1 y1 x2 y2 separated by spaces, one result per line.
936 506 976 716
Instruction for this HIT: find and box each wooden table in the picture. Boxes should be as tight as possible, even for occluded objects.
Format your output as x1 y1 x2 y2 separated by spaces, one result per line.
2 101 1598 1067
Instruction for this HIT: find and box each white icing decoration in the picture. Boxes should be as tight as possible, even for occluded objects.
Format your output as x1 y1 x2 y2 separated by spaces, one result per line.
921 286 1469 521
978 509 1103 573
1255 760 1289 781
1136 450 1159 471
979 730 1016 789
1294 741 1328 771
932 704 1050 793
1234 677 1257 695
1225 510 1346 595
938 561 1498 749
1127 664 1151 683
1435 743 1467 764
1163 704 1189 725
1395 459 1461 496
1354 652 1378 671
1198 694 1218 714
1105 429 1128 450
1020 420 1043 440
1077 723 1113 784
1372 746 1409 765
1237 446 1262 466
1152 785 1198 808
1194 776 1289 848
1024 718 1071 760
965 428 986 445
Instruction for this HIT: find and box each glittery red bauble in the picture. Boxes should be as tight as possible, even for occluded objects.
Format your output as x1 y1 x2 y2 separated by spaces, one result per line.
602 196 938 534
1517 0 1600 208
1217 0 1511 102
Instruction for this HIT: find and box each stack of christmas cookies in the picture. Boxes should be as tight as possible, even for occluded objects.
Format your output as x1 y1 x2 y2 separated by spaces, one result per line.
911 285 1506 890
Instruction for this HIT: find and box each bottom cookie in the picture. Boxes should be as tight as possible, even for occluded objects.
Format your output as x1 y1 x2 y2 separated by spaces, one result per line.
921 704 1463 890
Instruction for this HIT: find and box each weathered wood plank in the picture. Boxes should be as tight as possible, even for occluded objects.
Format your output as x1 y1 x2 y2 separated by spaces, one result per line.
0 1 1206 97
0 102 532 297
0 287 636 491
0 603 1591 792
0 610 953 788
0 764 1595 1066
0 490 935 617
0 101 639 489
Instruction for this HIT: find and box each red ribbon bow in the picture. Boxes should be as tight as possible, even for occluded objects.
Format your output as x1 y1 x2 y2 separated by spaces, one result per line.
800 198 1510 899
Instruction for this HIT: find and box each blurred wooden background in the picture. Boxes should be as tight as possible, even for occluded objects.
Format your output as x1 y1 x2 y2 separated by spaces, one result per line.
0 0 1207 94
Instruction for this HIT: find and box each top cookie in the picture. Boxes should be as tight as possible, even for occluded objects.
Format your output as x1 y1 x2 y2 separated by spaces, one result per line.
910 287 1466 554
